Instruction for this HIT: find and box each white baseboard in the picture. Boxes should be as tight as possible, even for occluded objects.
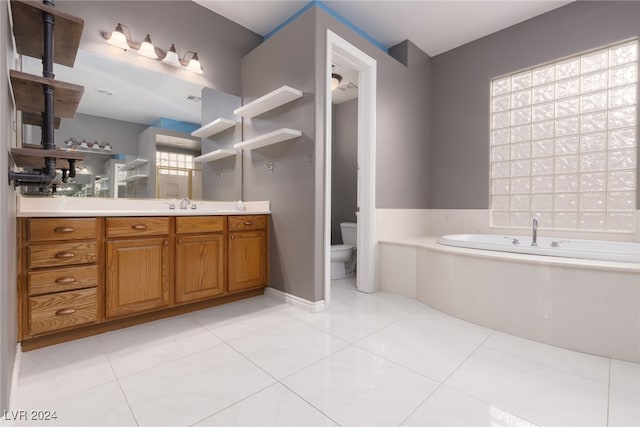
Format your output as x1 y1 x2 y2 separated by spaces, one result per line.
9 343 21 410
264 287 325 313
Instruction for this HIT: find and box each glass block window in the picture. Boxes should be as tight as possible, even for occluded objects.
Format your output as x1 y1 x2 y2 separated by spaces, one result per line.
156 151 194 176
490 39 638 232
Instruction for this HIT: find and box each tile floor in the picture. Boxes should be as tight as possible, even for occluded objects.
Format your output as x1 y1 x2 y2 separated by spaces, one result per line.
7 278 640 426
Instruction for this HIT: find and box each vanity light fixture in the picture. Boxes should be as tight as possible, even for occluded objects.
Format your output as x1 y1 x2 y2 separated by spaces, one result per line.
137 34 158 59
105 23 132 50
103 24 203 73
162 44 181 67
180 52 203 74
331 73 342 90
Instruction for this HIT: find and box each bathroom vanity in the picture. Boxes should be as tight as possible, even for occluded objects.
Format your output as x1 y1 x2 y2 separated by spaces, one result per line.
16 197 270 350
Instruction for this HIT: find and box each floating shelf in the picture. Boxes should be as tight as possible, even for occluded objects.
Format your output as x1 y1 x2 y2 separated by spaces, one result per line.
10 70 84 118
233 128 302 151
194 149 237 163
234 86 302 118
21 112 61 129
191 118 237 138
10 147 84 169
10 0 84 67
121 158 148 171
124 174 148 182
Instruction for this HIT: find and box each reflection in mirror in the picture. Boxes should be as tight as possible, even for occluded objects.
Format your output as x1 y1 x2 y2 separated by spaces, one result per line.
20 49 242 201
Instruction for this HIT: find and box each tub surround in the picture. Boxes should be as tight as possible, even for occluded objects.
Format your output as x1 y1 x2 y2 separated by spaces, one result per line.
376 209 640 243
379 237 640 363
17 195 270 217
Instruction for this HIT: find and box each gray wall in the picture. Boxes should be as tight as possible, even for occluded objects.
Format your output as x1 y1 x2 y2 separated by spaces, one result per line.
1 1 18 412
55 0 262 95
331 100 358 244
200 88 242 201
241 7 431 301
241 10 317 301
429 1 640 208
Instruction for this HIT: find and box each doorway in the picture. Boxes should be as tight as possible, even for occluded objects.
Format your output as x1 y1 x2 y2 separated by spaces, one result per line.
324 30 377 307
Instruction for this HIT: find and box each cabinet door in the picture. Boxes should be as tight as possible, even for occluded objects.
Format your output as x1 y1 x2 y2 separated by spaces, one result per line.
175 234 225 303
228 230 267 292
106 237 170 318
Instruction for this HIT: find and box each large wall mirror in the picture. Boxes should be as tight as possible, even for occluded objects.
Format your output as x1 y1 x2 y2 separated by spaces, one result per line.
21 49 242 201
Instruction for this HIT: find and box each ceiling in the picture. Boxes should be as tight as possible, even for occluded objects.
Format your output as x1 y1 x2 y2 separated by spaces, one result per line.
23 49 204 126
194 0 573 57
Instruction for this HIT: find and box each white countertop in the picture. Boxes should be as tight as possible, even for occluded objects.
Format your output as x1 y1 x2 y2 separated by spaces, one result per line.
17 196 270 217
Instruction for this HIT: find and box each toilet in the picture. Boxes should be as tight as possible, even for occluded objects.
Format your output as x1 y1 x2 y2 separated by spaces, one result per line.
330 222 357 279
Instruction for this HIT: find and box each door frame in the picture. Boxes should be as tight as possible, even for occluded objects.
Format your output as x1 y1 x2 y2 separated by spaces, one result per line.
324 30 377 306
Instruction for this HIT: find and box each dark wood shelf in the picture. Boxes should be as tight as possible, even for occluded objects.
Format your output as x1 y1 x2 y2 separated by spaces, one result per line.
10 70 84 118
22 112 61 129
11 147 84 169
10 0 84 67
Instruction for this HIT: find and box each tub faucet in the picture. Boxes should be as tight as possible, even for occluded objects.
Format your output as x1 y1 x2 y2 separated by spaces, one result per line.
180 197 191 210
531 218 538 246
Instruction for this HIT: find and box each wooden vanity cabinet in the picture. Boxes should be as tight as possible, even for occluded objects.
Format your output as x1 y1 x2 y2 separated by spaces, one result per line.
19 218 101 339
175 217 226 303
105 217 171 318
228 215 268 292
18 214 269 348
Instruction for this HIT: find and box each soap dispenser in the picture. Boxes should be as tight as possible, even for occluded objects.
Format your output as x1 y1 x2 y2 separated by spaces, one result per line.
236 200 245 211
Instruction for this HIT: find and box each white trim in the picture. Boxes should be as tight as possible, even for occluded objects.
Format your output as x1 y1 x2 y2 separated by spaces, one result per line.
9 343 21 410
325 30 378 298
264 287 326 313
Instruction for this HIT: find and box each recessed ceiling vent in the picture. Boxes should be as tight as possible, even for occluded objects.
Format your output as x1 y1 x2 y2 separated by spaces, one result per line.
187 95 201 102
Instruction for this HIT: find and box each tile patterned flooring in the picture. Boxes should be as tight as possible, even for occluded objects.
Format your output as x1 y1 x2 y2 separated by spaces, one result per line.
7 278 640 426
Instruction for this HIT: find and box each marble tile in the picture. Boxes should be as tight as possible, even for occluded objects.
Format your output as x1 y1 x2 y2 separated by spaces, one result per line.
611 359 640 394
298 291 424 342
357 309 482 382
119 344 275 426
15 337 116 407
195 383 337 426
283 346 439 426
228 319 349 379
189 296 303 341
6 381 136 426
328 277 358 305
409 306 493 345
482 331 610 384
609 387 640 427
402 385 540 426
445 347 609 426
98 314 223 378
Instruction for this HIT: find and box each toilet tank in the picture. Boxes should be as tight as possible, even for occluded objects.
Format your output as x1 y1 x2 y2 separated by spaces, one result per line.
340 222 357 246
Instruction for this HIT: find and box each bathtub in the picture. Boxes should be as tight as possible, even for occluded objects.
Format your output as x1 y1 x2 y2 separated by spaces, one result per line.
437 234 640 263
379 235 640 362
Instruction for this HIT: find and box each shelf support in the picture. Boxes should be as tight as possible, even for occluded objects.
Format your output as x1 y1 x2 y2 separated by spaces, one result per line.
9 0 78 188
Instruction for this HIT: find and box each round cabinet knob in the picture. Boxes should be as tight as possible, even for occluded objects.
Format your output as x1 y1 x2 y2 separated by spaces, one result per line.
178 238 183 244
163 239 168 246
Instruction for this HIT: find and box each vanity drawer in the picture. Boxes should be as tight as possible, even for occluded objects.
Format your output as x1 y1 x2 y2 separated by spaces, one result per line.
28 242 97 268
29 288 97 335
28 265 98 296
228 215 267 231
176 216 225 234
106 217 169 238
28 218 97 242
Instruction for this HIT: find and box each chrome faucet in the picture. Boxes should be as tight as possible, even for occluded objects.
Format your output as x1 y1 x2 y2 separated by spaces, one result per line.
531 218 538 246
180 197 191 210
